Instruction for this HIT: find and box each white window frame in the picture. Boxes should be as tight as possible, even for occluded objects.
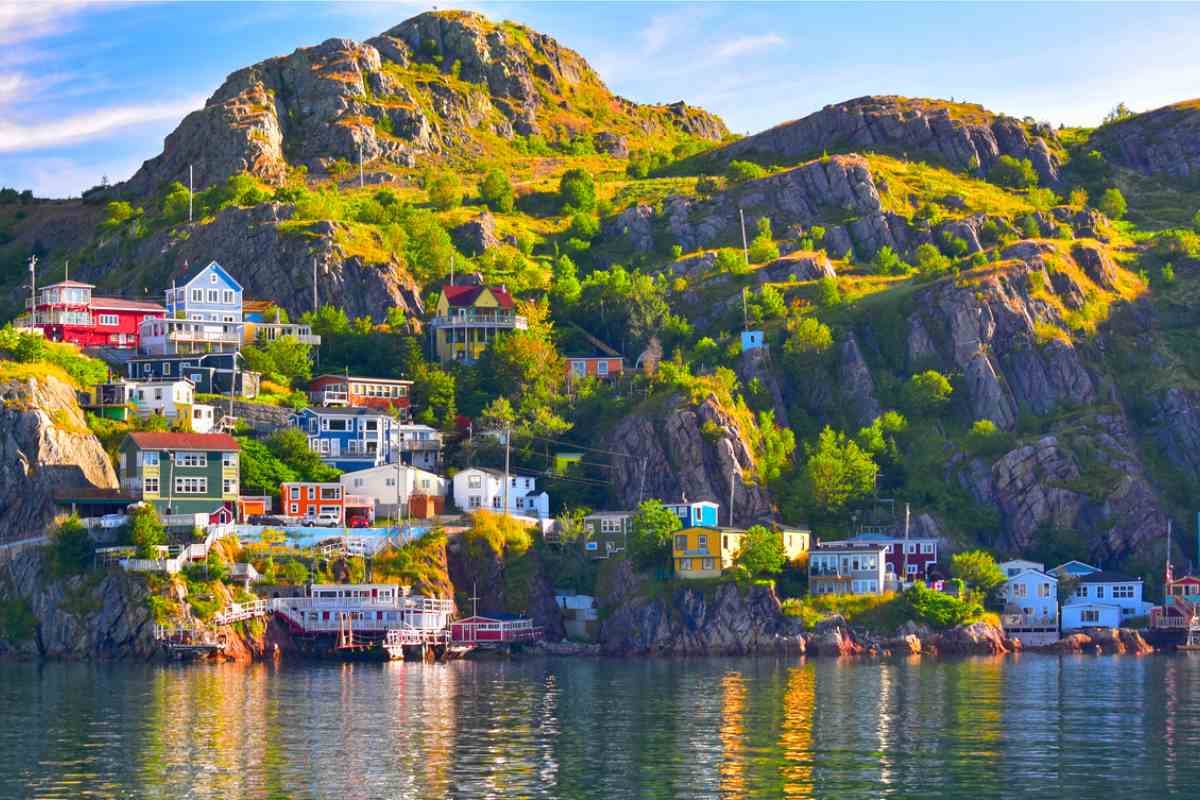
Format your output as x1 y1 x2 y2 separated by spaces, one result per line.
175 476 208 494
175 452 206 468
97 314 119 326
143 476 159 494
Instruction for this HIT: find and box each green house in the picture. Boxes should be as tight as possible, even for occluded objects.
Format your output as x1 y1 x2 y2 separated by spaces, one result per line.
118 431 240 517
581 511 633 559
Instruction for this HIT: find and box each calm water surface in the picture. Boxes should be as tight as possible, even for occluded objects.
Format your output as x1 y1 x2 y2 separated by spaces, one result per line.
2 654 1199 799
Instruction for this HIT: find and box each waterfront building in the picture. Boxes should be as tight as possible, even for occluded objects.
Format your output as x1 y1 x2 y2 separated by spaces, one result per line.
1061 572 1152 630
808 541 888 595
672 526 744 579
819 532 937 582
117 431 239 517
1000 568 1059 646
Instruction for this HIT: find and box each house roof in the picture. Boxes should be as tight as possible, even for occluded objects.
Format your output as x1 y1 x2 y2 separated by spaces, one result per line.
296 406 395 417
559 324 624 359
91 297 165 312
45 279 96 289
1078 570 1142 584
311 373 413 385
1006 569 1057 582
844 532 938 543
813 541 888 553
176 260 242 292
584 510 634 518
441 284 514 309
461 466 537 480
1050 560 1102 574
127 432 240 451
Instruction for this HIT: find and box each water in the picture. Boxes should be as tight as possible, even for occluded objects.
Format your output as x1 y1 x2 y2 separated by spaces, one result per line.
2 654 1199 799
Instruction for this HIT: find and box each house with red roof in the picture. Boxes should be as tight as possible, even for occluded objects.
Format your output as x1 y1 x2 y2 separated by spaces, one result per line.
118 431 240 517
428 280 527 363
20 279 164 349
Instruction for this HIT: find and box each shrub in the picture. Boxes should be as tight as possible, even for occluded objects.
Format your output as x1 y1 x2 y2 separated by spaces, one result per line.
871 245 909 275
479 169 515 213
1027 187 1058 211
130 506 166 559
988 155 1038 188
1069 188 1089 209
913 243 950 277
427 172 463 211
714 248 749 275
1020 215 1041 239
815 275 841 306
1161 262 1176 285
784 316 833 360
939 230 969 258
50 516 93 576
904 370 953 415
735 525 787 576
1098 187 1127 220
964 418 1011 458
558 168 596 211
727 160 767 183
627 499 681 569
747 217 780 263
906 581 982 628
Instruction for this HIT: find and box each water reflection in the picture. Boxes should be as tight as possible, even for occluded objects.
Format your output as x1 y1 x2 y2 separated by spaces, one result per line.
3 656 1200 798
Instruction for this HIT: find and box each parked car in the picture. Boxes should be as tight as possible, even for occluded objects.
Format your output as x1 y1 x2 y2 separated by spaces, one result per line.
303 512 341 528
249 514 290 526
347 516 370 529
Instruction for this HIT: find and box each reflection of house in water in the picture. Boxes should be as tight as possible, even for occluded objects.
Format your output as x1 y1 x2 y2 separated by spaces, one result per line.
780 665 814 797
719 672 747 797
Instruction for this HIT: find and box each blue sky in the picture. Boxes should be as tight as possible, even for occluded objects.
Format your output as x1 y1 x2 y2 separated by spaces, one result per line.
2 1 1198 198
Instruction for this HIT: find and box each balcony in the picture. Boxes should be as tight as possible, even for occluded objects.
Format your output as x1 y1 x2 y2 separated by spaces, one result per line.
167 329 242 344
315 389 350 406
428 311 527 330
398 436 442 452
250 322 321 346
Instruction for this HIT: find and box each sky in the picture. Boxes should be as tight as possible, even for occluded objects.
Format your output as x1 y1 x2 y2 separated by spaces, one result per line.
2 1 1199 198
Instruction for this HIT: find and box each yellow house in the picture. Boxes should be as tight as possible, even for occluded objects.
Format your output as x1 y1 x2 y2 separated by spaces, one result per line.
429 283 528 364
781 527 812 563
673 526 745 579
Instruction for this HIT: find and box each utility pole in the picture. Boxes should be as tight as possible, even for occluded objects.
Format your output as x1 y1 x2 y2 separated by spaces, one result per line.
902 503 911 585
728 471 736 527
741 286 748 331
739 208 750 269
502 423 511 516
63 259 68 283
312 260 318 312
637 457 647 506
27 255 36 325
188 164 193 223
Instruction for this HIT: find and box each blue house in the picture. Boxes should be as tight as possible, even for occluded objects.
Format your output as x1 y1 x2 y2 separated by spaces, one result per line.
140 261 244 355
126 352 260 397
288 407 401 472
741 330 765 352
664 500 720 529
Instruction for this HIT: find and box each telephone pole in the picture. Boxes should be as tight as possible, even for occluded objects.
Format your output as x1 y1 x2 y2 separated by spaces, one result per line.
27 255 37 325
739 208 750 268
728 471 736 527
502 422 511 516
188 164 194 223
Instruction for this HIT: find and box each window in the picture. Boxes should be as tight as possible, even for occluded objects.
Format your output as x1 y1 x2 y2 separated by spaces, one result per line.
905 543 917 554
469 496 482 509
1113 584 1135 599
320 487 340 500
1038 582 1051 598
601 518 622 534
1095 585 1105 599
175 452 206 468
208 273 217 284
674 534 688 550
572 360 586 376
307 486 315 500
142 451 159 467
516 497 525 509
326 418 349 432
907 564 919 575
353 478 363 488
884 544 894 553
1076 585 1088 598
290 487 299 499
222 453 238 468
680 558 691 571
468 474 482 489
223 290 234 304
1081 609 1101 624
1013 583 1028 598
207 289 219 304
223 479 237 494
175 476 207 494
597 361 609 376
702 558 715 570
289 502 299 514
97 314 118 326
143 476 159 494
385 477 396 487
191 289 203 302
920 543 934 554
492 497 501 509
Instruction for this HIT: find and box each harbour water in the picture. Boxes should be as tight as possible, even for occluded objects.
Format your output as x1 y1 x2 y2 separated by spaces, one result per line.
2 654 1199 798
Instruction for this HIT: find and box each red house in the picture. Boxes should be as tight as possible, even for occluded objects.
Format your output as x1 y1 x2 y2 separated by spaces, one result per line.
281 481 346 524
23 280 164 349
308 373 413 415
566 355 624 381
821 533 939 582
450 614 542 644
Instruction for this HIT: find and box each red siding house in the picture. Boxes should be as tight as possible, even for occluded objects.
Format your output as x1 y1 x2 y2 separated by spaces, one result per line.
281 481 346 523
22 280 164 349
820 533 939 582
308 374 413 414
566 355 624 381
450 614 542 644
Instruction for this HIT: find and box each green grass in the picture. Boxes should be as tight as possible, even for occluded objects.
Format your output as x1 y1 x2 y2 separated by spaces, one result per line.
781 592 911 632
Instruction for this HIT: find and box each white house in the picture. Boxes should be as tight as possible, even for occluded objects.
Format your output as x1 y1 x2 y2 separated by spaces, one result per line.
1061 571 1153 631
338 463 448 519
452 467 550 518
1000 559 1045 578
1001 568 1059 646
396 423 444 471
103 378 218 433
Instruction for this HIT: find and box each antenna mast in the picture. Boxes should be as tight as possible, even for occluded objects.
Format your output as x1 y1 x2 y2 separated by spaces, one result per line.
188 164 193 223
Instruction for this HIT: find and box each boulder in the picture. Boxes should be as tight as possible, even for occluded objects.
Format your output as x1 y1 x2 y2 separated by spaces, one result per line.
934 622 1010 655
1071 242 1119 290
451 211 500 255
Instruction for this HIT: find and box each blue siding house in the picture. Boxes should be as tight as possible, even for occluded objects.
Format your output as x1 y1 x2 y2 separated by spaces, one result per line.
141 261 244 355
289 407 401 472
665 500 720 528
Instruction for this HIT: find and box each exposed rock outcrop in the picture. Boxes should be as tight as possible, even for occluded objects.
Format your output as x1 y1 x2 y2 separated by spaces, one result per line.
80 202 423 321
0 374 117 544
716 95 1061 185
451 210 500 255
445 532 564 641
932 621 1014 655
605 393 775 526
1093 100 1200 178
1046 628 1153 654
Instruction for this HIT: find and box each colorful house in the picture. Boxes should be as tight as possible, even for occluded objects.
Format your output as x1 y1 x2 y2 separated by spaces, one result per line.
821 532 939 582
450 614 542 645
288 406 402 472
339 463 448 519
396 423 443 470
1152 575 1200 629
242 300 320 347
141 261 244 355
126 352 260 397
808 542 888 595
1062 571 1152 630
307 374 413 415
664 500 720 529
561 324 625 382
672 526 745 579
428 282 527 363
451 467 550 518
93 379 220 433
1050 560 1102 579
780 527 812 563
21 279 164 349
1000 568 1059 646
117 431 240 517
280 482 346 524
581 511 633 559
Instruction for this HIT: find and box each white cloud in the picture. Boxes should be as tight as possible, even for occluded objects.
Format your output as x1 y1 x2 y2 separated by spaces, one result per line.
0 73 22 101
0 0 99 47
0 96 204 153
713 33 784 61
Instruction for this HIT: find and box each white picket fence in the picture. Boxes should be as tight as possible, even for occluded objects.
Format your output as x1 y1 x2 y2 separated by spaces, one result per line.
116 524 236 576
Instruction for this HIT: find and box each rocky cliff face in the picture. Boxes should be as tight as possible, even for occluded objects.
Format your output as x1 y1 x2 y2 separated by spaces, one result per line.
0 547 155 659
0 374 117 544
444 533 565 641
716 95 1061 185
80 202 423 321
1092 100 1200 178
119 11 726 197
605 392 775 526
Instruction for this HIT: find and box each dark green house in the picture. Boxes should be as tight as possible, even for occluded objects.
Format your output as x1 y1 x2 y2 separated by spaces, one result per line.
581 511 633 559
118 431 240 518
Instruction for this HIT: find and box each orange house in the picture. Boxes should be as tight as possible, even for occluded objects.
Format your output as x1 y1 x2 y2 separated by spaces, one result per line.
566 355 624 381
280 482 345 523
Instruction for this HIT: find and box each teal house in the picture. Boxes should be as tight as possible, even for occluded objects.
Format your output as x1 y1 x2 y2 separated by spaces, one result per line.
118 431 240 518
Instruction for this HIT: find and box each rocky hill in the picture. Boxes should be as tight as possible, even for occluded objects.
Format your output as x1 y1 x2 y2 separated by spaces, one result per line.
1092 100 1200 178
119 10 726 197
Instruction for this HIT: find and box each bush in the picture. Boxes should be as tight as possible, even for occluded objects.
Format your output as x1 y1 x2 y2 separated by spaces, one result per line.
913 243 950 277
1161 262 1176 285
427 172 463 211
735 525 786 576
939 230 969 258
479 169 515 213
1098 187 1127 220
558 168 596 211
906 581 982 629
714 248 749 275
130 506 166 559
871 245 909 275
50 516 93 576
815 275 841 307
747 217 779 263
904 370 953 415
988 155 1038 188
627 499 681 569
727 160 767 183
964 418 1011 458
